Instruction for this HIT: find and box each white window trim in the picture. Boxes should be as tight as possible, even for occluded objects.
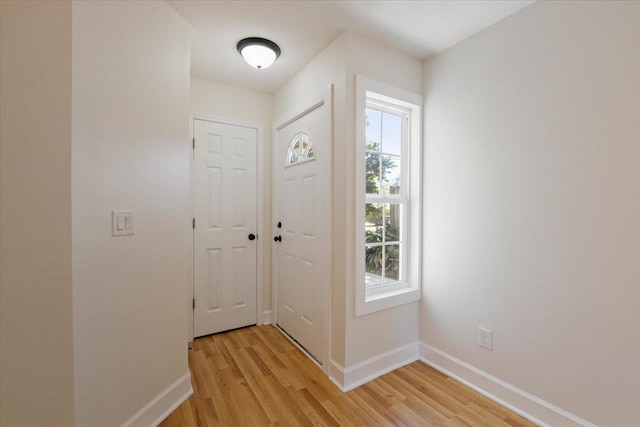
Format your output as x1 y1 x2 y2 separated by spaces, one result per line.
363 100 409 294
355 75 422 317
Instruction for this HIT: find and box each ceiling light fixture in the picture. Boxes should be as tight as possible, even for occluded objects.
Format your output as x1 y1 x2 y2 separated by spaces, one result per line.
236 37 281 70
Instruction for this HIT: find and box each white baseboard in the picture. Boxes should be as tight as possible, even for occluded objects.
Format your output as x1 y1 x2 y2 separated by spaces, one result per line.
122 371 193 427
262 310 272 325
419 342 595 427
328 359 346 390
329 343 419 392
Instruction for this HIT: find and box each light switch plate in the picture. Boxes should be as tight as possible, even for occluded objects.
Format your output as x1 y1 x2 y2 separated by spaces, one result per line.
112 210 135 236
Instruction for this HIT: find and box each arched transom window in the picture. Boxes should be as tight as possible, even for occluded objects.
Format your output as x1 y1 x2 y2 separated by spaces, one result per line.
286 132 315 167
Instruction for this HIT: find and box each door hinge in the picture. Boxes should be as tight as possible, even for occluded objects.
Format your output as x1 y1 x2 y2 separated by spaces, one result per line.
193 218 195 229
192 137 195 149
192 298 195 310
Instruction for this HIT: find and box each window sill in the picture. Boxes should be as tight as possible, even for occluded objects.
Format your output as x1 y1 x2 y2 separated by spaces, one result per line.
355 284 420 317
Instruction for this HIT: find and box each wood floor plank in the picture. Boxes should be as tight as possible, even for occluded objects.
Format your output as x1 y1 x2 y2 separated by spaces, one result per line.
251 340 287 370
268 352 309 390
336 393 389 426
220 338 245 380
457 403 515 427
189 350 215 400
285 348 340 402
320 399 360 427
192 397 217 427
348 387 398 425
207 392 233 426
504 415 537 427
465 393 523 422
384 371 451 424
370 373 408 402
227 328 252 349
232 349 281 423
257 373 316 426
388 399 432 426
406 363 473 406
160 325 537 427
359 382 401 409
400 364 468 417
245 345 275 377
351 386 409 426
213 368 252 425
444 415 475 426
287 386 341 427
159 398 197 427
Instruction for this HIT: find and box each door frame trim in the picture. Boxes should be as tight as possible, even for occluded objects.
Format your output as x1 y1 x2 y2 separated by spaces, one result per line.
189 113 265 341
271 85 333 374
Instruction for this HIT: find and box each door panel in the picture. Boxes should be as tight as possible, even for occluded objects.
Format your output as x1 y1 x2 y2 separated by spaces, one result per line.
275 99 330 364
194 119 257 337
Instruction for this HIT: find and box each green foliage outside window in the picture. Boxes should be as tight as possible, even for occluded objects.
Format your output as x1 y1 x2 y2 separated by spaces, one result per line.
365 129 400 281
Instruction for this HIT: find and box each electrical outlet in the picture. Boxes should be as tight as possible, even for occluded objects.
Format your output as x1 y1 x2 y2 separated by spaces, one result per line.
478 327 492 350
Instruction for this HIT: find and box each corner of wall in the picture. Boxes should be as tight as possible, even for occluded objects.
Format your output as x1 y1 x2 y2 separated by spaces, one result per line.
332 343 419 392
121 372 193 427
1 1 75 425
419 343 595 427
72 1 192 424
341 32 422 372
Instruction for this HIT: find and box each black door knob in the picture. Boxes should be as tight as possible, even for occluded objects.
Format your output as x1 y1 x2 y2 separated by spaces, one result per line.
248 233 256 241
277 221 282 228
273 236 282 242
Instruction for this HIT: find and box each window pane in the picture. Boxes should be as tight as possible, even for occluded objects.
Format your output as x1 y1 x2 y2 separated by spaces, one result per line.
365 152 380 194
365 203 383 242
381 155 401 195
286 132 315 167
366 108 381 149
384 244 401 282
382 112 402 155
365 245 383 286
384 203 402 243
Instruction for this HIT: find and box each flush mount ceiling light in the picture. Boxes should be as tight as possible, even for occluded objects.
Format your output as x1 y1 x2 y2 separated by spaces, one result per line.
236 37 281 69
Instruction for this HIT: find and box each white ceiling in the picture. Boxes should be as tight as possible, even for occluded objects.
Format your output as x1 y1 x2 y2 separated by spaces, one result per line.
168 0 534 94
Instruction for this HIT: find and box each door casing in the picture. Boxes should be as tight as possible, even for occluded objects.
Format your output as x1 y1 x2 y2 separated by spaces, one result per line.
189 114 265 341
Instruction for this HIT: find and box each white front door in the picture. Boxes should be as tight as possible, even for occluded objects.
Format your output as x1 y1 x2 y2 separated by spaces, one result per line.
193 119 257 337
274 94 331 364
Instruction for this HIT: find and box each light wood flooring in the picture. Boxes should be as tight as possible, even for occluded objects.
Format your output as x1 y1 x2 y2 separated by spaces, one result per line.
160 325 536 426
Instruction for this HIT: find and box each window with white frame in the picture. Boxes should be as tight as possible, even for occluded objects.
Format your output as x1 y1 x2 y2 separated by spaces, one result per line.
364 103 407 293
355 76 422 316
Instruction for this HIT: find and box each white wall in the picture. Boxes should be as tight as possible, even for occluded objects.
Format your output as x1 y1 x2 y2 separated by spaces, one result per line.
192 78 273 125
344 33 423 367
421 1 640 426
72 1 192 425
190 77 273 326
275 32 423 384
275 34 349 367
0 2 75 425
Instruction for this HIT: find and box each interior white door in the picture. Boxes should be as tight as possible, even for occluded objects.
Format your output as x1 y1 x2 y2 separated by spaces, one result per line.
193 119 257 337
275 98 331 364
